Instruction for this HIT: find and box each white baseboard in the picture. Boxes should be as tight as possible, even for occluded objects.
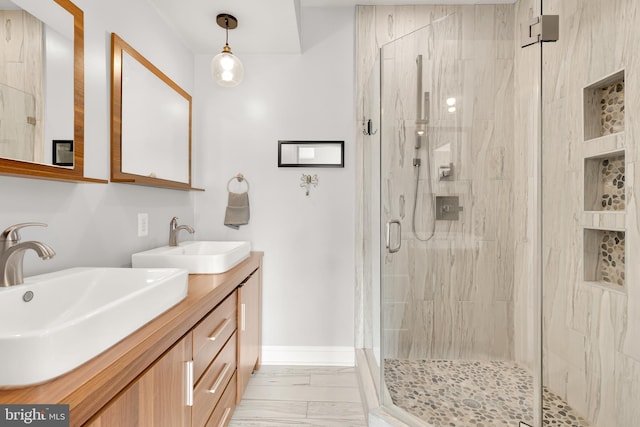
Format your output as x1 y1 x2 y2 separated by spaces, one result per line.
261 346 355 366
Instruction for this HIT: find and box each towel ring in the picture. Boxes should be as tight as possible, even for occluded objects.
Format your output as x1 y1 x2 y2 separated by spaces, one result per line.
227 173 250 192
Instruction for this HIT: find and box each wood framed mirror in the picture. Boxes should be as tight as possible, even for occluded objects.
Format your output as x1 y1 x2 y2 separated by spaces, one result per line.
0 0 101 182
110 33 193 190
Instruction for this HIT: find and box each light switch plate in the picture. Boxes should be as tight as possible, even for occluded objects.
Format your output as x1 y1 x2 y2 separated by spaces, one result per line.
137 213 149 237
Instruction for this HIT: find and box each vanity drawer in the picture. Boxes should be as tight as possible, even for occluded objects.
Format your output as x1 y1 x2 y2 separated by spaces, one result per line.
193 290 237 381
193 332 237 427
204 372 237 427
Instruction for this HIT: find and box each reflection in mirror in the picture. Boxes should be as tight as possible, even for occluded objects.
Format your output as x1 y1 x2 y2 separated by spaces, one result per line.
121 52 189 182
278 141 344 167
0 0 96 182
111 33 192 190
0 0 73 167
52 139 73 165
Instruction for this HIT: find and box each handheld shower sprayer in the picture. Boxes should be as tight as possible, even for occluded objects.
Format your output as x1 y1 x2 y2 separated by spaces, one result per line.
412 54 435 242
415 55 423 150
414 55 430 151
415 92 430 151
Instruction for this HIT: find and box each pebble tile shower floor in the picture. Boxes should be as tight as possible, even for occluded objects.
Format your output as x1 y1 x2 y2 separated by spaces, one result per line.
385 359 591 427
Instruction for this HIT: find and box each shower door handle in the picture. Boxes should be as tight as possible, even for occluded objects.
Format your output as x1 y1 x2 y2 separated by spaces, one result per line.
386 220 401 253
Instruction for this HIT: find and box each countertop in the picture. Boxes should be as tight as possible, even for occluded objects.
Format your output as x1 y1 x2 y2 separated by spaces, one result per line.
0 252 263 426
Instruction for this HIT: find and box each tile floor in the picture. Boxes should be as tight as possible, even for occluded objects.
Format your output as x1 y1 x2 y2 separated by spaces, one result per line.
385 359 591 427
229 366 368 427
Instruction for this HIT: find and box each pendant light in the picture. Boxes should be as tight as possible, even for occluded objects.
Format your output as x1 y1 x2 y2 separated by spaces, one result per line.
211 13 244 87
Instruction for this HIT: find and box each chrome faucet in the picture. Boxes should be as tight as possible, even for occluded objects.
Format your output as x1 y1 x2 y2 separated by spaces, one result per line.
169 217 195 247
0 223 55 287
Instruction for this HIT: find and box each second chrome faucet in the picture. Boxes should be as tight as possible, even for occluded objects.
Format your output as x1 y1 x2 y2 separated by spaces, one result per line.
169 217 195 246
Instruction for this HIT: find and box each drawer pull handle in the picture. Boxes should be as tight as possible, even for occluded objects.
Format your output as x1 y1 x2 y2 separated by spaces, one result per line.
208 363 231 394
208 318 232 341
241 303 246 331
218 407 232 427
185 360 194 406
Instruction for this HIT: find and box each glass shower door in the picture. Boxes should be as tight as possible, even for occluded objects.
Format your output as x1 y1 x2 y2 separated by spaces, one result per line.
378 6 538 426
361 51 382 381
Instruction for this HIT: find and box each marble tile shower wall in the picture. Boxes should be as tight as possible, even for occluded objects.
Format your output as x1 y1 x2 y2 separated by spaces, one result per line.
356 5 517 361
542 0 640 425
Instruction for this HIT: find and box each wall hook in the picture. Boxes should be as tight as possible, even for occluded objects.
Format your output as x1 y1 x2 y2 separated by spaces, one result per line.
362 118 377 136
300 174 318 196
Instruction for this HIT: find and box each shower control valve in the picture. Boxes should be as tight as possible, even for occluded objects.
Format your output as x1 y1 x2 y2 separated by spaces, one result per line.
442 205 463 213
439 163 453 180
435 196 463 221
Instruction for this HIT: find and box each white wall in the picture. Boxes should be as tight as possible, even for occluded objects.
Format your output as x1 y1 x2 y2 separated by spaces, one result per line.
0 0 195 275
193 7 356 363
0 2 357 365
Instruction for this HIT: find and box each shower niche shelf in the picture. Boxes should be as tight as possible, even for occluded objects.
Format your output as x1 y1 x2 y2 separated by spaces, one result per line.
583 228 625 289
583 70 625 141
583 150 625 211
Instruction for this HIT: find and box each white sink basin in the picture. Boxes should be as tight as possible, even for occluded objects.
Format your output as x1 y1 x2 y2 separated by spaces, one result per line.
0 267 188 387
132 241 251 274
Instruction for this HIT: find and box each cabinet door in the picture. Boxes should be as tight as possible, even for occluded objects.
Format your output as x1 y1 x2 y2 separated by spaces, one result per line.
236 269 261 402
87 335 192 427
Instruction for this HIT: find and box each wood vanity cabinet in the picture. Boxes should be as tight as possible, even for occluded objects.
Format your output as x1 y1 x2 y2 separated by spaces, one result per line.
0 253 263 427
86 261 262 427
192 292 237 427
87 335 192 427
88 292 240 427
236 268 262 402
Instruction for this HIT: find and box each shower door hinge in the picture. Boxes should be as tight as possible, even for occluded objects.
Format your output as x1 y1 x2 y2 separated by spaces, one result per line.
521 15 559 47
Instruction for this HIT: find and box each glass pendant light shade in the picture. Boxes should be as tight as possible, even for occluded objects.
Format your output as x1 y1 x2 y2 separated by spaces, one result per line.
212 14 243 87
211 47 244 87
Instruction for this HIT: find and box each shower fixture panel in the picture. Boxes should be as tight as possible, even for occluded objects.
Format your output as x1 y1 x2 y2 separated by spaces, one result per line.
439 162 453 180
436 196 463 221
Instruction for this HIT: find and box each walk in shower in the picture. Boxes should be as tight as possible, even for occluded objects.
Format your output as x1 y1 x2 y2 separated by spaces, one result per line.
356 1 640 426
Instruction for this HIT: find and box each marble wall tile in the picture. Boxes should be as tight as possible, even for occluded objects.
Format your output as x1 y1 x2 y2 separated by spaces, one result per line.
354 6 376 351
541 0 640 425
582 132 625 160
615 352 640 425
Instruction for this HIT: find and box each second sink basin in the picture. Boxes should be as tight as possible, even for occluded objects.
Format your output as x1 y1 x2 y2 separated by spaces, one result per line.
132 241 251 274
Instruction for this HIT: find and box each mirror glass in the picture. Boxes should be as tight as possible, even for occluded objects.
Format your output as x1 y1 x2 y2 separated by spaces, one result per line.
111 33 192 189
0 0 74 168
278 141 344 167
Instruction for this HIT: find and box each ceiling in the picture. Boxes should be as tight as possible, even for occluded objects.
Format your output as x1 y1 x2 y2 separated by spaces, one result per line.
146 0 517 55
